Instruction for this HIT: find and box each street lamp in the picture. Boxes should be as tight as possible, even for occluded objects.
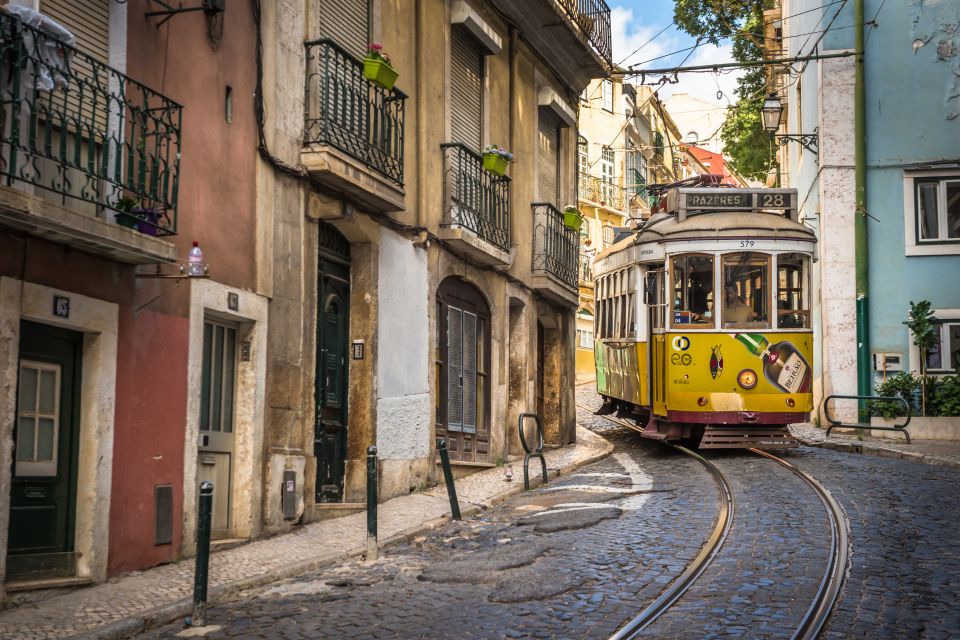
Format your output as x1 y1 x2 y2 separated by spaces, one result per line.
761 93 819 155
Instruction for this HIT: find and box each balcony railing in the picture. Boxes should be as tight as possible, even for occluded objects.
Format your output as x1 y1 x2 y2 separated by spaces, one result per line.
441 143 510 251
578 174 625 210
532 203 578 289
578 253 593 284
554 0 613 65
0 10 182 234
304 39 406 186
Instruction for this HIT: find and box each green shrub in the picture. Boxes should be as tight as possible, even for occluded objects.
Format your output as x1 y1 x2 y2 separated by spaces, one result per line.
870 373 919 418
931 375 960 417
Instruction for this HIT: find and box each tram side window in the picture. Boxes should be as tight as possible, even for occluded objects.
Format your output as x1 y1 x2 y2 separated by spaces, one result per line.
646 268 666 330
595 276 604 339
777 253 810 329
671 254 714 327
626 267 636 338
722 252 770 329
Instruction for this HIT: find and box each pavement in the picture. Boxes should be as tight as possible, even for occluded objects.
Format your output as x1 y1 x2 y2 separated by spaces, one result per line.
0 427 612 640
789 422 960 470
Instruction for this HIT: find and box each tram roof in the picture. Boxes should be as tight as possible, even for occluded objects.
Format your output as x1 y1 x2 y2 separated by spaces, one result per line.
594 209 817 264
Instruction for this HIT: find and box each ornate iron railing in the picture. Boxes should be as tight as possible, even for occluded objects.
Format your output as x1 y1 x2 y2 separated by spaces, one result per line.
578 253 593 284
532 203 578 289
304 39 406 186
577 174 625 210
554 0 613 66
0 11 181 235
441 143 510 251
653 131 665 158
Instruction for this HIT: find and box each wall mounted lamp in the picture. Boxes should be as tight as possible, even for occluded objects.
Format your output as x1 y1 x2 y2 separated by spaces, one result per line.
761 93 819 155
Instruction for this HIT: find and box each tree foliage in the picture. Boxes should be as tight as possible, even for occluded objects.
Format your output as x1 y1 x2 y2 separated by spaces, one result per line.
674 0 775 180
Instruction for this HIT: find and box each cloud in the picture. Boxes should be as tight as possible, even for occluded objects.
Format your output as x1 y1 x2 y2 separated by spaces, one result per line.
610 5 743 109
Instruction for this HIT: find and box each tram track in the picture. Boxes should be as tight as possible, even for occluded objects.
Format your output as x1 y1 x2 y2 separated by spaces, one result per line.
578 406 849 639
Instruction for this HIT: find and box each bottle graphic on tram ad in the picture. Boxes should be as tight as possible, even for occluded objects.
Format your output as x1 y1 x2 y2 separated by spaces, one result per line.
734 333 811 394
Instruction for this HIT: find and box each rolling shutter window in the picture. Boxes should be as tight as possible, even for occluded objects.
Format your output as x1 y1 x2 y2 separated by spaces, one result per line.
318 0 369 59
450 26 483 152
40 0 110 131
446 307 464 432
461 311 477 434
537 109 560 204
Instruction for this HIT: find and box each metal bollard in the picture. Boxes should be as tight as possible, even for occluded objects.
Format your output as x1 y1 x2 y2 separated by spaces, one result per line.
192 481 213 627
366 446 378 561
437 439 461 520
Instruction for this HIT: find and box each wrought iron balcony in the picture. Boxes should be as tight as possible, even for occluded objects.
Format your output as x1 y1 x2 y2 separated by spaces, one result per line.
0 10 181 235
532 203 578 289
441 143 510 252
554 0 613 65
578 253 593 284
578 174 625 211
304 39 406 187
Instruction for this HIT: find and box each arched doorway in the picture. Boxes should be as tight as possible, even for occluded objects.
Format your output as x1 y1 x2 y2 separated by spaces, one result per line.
436 278 491 463
315 221 351 502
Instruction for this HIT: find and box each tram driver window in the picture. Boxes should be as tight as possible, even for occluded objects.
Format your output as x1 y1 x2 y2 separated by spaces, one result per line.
722 252 770 329
671 254 714 328
776 253 810 329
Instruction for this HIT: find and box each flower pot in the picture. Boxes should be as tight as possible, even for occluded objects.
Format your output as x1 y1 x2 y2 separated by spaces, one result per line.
563 209 584 231
483 153 509 176
116 208 160 235
363 58 398 90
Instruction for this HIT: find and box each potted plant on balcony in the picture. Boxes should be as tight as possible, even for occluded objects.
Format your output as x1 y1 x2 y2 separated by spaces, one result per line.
113 196 161 236
482 145 513 177
363 43 398 90
563 205 584 232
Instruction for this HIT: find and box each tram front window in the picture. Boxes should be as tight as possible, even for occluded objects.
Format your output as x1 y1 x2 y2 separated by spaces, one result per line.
672 254 714 327
722 252 770 329
777 253 810 329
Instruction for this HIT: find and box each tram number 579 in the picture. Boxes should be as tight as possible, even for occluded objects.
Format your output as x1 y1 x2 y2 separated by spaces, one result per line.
759 193 786 207
739 240 755 248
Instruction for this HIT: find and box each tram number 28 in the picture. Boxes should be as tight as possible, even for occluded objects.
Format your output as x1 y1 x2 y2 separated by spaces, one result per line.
758 193 786 207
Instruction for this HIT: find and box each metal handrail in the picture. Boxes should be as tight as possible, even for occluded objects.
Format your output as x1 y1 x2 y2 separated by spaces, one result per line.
578 253 593 283
554 0 612 65
304 38 406 186
577 174 625 210
0 11 182 234
532 203 578 289
440 142 510 251
821 394 911 443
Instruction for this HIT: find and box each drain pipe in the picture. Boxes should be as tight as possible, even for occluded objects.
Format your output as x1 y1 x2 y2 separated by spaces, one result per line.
854 0 869 405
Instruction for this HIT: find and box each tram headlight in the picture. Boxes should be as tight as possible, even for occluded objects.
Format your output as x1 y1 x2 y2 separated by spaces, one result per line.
785 397 796 408
737 369 758 389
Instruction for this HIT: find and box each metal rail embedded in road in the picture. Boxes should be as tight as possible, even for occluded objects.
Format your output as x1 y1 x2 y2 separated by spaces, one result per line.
574 407 735 640
750 449 850 640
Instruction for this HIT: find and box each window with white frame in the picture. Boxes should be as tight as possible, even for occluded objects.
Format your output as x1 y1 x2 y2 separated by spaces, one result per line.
577 329 594 349
927 321 960 372
602 80 613 112
915 178 960 243
600 146 615 203
904 172 960 256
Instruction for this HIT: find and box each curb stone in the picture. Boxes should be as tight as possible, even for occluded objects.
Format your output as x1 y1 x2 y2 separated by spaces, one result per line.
799 437 960 471
68 425 614 640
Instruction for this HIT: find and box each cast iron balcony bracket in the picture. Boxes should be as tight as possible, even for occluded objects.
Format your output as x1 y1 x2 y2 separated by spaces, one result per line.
440 142 510 251
775 128 819 155
303 38 407 187
532 202 578 289
0 11 182 235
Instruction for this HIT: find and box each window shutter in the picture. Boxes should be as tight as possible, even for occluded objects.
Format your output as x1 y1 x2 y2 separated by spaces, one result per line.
318 0 369 59
461 311 477 434
446 306 463 432
450 26 483 151
537 110 560 204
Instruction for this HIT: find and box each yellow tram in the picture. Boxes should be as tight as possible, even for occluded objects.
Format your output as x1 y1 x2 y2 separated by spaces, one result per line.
592 185 817 449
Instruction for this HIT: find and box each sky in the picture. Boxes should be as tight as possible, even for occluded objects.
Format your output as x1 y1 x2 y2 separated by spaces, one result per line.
609 1 743 108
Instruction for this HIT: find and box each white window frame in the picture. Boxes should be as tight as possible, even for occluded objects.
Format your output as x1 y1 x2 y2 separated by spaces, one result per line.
908 308 960 374
903 170 960 256
601 80 613 112
15 360 61 477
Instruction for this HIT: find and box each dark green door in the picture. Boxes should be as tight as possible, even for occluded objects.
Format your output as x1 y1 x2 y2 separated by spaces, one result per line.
7 321 82 581
315 222 351 502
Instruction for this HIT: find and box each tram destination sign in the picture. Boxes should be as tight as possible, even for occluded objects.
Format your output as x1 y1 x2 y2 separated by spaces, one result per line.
668 188 798 220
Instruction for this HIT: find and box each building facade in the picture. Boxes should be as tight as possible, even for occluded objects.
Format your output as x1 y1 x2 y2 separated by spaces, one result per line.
769 0 960 413
0 0 610 594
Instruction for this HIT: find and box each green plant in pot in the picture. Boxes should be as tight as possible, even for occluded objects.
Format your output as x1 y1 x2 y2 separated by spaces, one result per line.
482 145 513 176
563 205 584 231
363 43 398 90
113 196 160 236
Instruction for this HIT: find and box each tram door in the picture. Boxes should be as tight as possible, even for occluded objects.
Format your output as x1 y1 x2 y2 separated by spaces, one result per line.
315 223 351 503
646 267 668 413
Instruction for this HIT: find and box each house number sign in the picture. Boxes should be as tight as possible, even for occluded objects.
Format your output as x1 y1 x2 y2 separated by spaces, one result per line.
352 340 364 360
53 295 70 318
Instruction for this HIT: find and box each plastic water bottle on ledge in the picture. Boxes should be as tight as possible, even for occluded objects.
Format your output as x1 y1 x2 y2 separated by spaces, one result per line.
188 241 204 277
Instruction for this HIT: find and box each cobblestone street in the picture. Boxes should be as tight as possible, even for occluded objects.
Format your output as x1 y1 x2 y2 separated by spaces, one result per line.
133 388 960 639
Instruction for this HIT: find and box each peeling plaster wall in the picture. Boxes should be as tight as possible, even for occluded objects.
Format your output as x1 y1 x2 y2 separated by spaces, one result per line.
909 0 960 120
